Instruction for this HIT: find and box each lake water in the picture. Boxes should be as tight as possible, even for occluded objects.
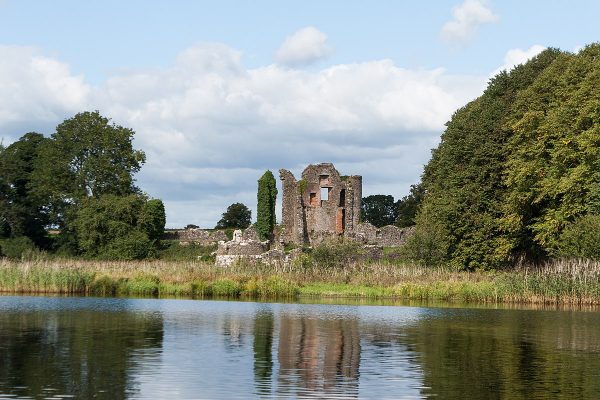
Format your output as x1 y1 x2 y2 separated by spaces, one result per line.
1 296 599 399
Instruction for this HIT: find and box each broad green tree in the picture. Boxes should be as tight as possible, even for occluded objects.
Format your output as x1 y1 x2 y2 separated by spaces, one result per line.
503 45 600 256
74 194 164 259
0 132 51 246
32 111 146 223
256 170 277 240
216 203 251 229
361 195 398 227
416 48 562 269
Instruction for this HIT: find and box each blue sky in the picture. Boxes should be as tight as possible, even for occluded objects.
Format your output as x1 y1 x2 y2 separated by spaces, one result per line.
0 0 598 227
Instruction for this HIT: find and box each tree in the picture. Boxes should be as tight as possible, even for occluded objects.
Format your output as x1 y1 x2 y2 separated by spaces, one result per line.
73 194 162 259
216 203 251 229
256 170 277 240
32 111 146 226
0 132 51 246
361 195 397 227
503 44 600 257
395 183 425 228
416 48 562 269
139 199 166 242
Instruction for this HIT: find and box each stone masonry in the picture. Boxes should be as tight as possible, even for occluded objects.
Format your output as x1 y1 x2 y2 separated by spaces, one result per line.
279 163 362 246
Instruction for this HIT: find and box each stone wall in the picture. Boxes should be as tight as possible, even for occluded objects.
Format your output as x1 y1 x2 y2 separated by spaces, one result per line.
351 223 415 247
279 163 362 246
162 229 228 245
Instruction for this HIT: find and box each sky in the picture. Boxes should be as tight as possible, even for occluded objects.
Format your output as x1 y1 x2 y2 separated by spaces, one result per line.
1 0 598 228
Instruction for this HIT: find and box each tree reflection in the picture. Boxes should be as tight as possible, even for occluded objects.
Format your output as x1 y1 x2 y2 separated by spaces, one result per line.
253 309 274 395
403 309 600 399
0 309 163 399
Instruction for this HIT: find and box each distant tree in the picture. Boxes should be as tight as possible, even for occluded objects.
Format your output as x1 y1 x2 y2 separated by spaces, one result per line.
185 224 199 229
216 203 251 229
395 184 425 228
361 195 397 227
0 132 51 247
256 170 277 240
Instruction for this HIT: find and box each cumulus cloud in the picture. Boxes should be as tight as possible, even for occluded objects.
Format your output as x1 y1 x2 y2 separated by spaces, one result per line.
491 44 546 76
441 0 498 44
1 43 487 227
0 45 90 137
275 26 333 67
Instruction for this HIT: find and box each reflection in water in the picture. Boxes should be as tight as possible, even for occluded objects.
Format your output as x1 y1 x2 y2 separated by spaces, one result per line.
406 309 600 399
0 299 163 399
253 309 273 395
277 315 361 397
2 297 600 399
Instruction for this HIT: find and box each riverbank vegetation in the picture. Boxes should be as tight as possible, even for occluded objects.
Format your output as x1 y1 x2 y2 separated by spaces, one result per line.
2 257 600 305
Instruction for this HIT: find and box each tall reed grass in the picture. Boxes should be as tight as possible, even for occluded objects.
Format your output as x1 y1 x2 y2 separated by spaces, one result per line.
1 258 600 304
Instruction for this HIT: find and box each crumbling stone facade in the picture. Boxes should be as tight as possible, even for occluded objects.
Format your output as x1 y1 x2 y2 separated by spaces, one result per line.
163 228 228 245
215 228 286 267
351 223 415 247
280 163 362 246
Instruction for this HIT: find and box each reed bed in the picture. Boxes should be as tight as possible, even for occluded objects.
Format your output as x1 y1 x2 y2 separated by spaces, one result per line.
1 258 600 304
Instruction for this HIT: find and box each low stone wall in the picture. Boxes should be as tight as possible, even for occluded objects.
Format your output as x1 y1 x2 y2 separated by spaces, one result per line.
351 223 414 247
163 229 228 245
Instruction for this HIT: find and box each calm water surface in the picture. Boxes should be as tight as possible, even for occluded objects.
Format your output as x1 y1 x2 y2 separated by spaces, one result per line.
1 296 599 399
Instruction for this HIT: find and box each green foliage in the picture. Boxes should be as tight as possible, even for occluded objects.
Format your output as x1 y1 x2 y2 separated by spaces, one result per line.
310 240 364 269
73 194 161 260
361 195 397 227
395 183 425 227
503 44 600 256
158 241 216 262
0 132 51 247
256 170 278 240
30 111 146 237
139 199 166 241
401 209 451 268
417 47 564 269
297 179 307 194
557 215 600 260
215 202 251 229
0 236 38 260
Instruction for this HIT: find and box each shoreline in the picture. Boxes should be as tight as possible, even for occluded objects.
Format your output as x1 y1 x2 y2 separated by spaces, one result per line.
1 258 600 306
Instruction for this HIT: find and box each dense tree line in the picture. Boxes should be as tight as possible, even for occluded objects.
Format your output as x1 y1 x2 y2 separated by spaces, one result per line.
361 184 424 228
408 43 600 269
0 111 165 260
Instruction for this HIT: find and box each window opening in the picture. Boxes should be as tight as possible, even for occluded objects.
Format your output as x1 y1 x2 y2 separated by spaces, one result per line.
321 187 329 201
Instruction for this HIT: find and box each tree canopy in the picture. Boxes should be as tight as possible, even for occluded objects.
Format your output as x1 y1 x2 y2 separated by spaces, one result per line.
0 111 163 259
411 43 600 269
361 195 397 227
216 203 252 230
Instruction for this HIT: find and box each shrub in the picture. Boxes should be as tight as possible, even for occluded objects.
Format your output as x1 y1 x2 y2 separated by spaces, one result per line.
557 215 600 260
0 236 38 260
311 240 363 269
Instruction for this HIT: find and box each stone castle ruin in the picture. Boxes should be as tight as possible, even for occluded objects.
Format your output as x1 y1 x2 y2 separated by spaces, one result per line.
280 163 362 245
215 162 414 267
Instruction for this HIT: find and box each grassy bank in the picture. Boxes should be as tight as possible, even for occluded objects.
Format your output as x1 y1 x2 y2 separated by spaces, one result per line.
1 258 600 305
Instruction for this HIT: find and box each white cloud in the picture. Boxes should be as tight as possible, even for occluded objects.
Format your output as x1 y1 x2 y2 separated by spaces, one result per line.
491 44 546 77
441 0 499 44
0 45 90 135
275 26 333 67
1 43 487 228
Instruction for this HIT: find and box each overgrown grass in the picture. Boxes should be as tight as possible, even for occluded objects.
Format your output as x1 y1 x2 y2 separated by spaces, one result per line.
1 258 600 304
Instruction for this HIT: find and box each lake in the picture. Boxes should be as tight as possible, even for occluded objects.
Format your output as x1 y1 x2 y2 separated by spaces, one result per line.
1 296 599 399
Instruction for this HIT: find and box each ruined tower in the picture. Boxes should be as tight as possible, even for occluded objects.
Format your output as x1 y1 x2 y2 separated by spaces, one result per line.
279 163 362 245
